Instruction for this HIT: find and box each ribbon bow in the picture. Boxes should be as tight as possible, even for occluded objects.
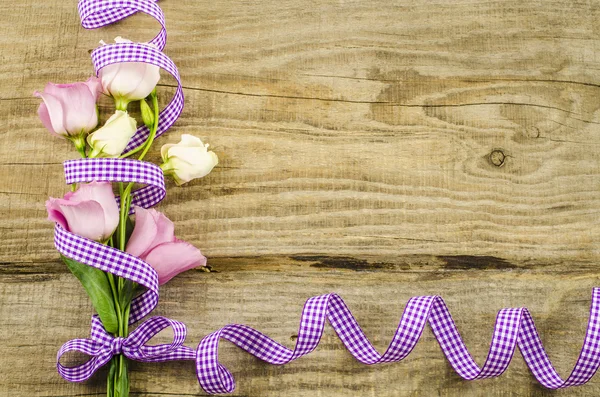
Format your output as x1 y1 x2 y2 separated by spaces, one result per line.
57 316 195 382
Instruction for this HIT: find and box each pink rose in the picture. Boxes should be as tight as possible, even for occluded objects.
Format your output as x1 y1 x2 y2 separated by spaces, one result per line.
46 181 119 242
34 77 101 138
126 206 206 285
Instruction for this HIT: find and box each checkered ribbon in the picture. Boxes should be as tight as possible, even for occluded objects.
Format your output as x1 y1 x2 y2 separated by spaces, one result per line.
78 0 183 152
64 158 166 210
196 291 600 394
57 315 195 382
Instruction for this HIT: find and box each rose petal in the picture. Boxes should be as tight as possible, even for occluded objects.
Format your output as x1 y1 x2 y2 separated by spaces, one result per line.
144 241 207 285
168 149 218 184
33 91 66 135
69 182 119 238
168 146 209 165
62 85 98 134
105 62 147 98
99 63 123 96
179 134 204 147
150 210 175 248
46 198 69 229
126 206 158 258
84 76 102 101
87 111 137 157
160 143 175 161
127 207 176 258
131 62 160 100
54 199 107 241
37 103 61 137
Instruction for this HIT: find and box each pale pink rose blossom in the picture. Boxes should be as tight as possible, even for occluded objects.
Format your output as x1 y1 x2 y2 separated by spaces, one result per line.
34 77 101 138
126 206 207 284
98 37 160 109
46 181 119 242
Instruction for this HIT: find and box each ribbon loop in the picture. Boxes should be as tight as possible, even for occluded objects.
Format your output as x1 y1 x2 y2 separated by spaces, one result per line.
125 316 195 362
78 0 166 50
57 316 196 382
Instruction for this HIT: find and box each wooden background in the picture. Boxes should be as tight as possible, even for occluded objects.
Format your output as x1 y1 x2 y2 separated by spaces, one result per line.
1 0 600 395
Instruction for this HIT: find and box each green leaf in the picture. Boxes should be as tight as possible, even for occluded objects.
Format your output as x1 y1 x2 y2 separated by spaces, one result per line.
61 255 119 334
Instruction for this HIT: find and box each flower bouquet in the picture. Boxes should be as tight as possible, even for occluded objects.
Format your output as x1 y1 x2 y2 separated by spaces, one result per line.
36 29 217 397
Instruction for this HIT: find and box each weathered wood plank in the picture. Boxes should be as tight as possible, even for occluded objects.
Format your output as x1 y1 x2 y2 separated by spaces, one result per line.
1 256 599 396
1 0 600 395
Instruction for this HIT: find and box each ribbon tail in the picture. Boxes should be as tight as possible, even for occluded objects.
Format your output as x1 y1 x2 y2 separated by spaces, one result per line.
193 289 600 395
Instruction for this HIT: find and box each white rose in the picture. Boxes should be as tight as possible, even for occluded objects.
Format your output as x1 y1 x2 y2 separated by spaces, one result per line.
160 134 218 185
98 37 160 110
88 110 137 158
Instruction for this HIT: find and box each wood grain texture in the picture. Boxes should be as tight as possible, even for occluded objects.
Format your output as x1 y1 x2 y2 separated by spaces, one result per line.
1 0 600 395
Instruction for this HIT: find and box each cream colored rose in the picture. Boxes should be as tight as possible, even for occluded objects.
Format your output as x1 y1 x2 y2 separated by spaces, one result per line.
88 110 137 158
160 135 218 185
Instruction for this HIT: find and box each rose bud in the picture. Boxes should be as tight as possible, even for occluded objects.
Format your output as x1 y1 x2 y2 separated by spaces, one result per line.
87 110 137 158
34 77 101 153
46 181 119 242
98 36 160 110
140 98 155 129
160 134 218 185
126 206 207 285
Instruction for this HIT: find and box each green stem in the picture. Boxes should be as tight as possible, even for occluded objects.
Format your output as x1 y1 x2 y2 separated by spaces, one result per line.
119 90 159 159
109 91 159 397
137 91 159 162
107 273 123 326
70 134 88 191
115 97 129 112
104 237 124 397
70 134 87 158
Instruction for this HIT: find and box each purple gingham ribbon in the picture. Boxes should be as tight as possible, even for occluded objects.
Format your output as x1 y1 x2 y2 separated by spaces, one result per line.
196 291 600 394
78 0 183 152
64 158 166 209
57 315 195 382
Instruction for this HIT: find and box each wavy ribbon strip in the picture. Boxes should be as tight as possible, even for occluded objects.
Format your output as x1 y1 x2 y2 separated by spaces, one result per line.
194 292 600 392
54 0 600 394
